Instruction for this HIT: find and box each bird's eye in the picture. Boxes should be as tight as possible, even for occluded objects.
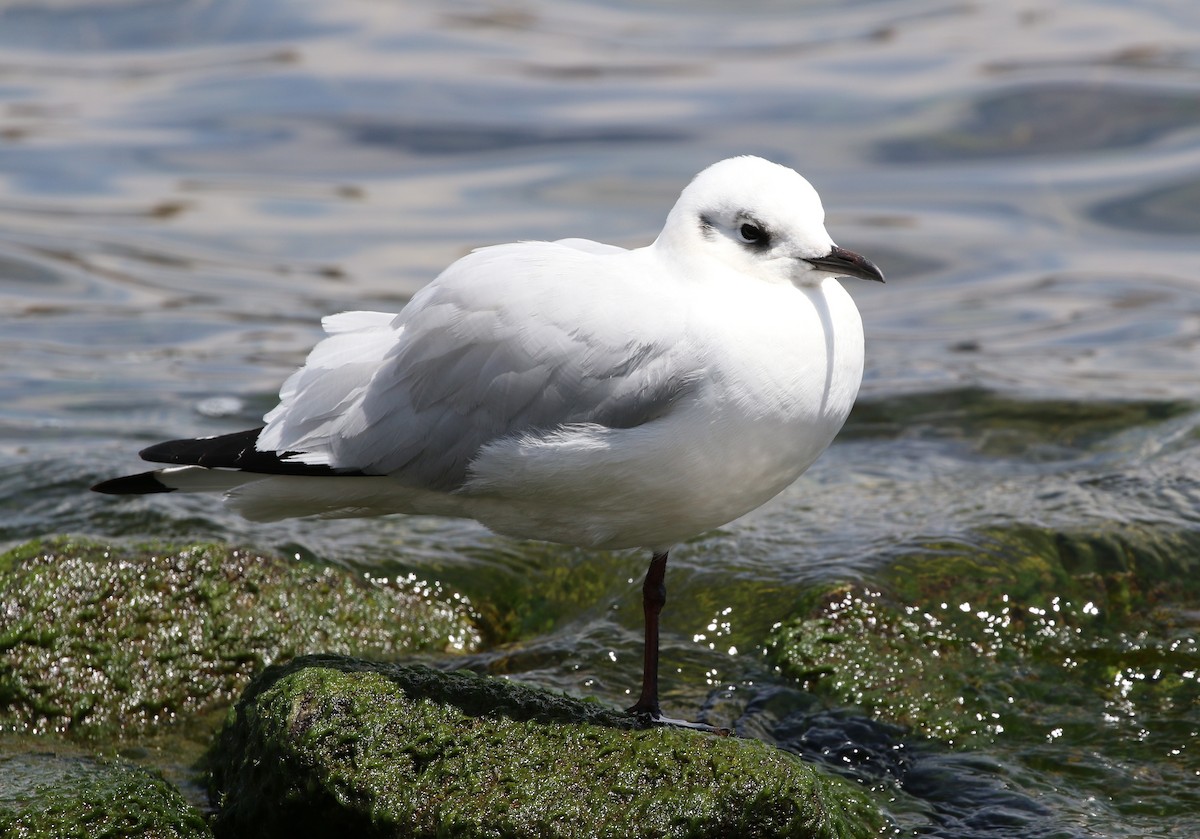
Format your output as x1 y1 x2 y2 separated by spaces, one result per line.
738 222 767 245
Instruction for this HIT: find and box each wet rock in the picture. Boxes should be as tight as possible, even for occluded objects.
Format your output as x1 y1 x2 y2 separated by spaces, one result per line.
770 524 1200 747
208 654 887 839
740 691 1088 839
0 537 481 736
0 751 211 838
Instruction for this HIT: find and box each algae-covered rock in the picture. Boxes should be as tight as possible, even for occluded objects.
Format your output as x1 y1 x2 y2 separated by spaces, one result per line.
0 751 211 838
843 388 1192 451
208 654 887 839
770 524 1200 747
0 537 481 736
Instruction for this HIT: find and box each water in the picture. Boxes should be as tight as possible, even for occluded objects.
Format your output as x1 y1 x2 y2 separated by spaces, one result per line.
2 1 1198 836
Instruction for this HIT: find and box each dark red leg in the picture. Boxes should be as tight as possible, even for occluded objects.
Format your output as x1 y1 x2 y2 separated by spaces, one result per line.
627 550 668 717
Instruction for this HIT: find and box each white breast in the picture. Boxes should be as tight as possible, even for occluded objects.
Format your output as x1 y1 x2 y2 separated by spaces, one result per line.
459 275 864 551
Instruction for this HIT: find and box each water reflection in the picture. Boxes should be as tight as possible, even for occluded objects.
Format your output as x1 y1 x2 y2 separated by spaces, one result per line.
1091 175 1200 234
878 84 1200 163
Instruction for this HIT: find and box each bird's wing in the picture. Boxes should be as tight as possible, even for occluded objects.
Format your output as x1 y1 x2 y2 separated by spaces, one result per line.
257 241 700 491
551 237 628 255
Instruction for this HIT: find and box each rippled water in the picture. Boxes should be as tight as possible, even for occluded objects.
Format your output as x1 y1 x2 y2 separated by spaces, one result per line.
2 1 1198 836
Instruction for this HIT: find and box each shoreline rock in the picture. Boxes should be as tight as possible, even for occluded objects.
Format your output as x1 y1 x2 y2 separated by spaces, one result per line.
770 523 1200 746
208 654 888 839
0 537 481 737
0 751 211 838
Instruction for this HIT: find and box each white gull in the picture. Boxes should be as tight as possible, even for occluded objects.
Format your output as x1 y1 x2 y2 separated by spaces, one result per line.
94 156 884 719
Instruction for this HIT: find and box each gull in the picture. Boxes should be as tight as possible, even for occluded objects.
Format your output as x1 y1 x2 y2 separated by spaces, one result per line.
93 156 884 721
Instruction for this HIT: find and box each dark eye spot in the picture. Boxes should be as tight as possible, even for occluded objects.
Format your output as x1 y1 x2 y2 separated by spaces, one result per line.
738 222 769 248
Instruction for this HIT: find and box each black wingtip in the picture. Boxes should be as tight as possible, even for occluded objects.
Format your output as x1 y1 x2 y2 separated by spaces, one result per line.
133 427 358 477
138 428 265 466
92 472 177 495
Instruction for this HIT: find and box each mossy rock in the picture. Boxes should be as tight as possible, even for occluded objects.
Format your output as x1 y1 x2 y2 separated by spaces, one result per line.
208 655 887 839
771 524 1200 748
0 537 481 737
0 751 211 838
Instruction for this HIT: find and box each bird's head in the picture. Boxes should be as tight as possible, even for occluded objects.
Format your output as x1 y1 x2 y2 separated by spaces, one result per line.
656 156 884 288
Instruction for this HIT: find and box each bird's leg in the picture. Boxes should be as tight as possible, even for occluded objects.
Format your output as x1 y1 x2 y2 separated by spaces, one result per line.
625 551 727 734
627 550 669 718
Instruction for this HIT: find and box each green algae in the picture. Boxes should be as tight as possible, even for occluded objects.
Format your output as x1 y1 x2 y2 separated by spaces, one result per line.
844 388 1191 452
0 537 481 737
770 523 1200 751
0 751 211 838
209 655 888 839
446 541 635 645
769 523 1200 832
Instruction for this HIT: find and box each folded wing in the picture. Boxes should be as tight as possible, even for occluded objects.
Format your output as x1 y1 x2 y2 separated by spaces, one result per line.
256 241 700 491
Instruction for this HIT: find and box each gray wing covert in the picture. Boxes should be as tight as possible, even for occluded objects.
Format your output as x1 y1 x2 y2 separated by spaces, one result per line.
336 284 699 491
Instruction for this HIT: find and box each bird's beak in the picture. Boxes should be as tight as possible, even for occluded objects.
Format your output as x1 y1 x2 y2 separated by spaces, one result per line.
805 245 885 283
